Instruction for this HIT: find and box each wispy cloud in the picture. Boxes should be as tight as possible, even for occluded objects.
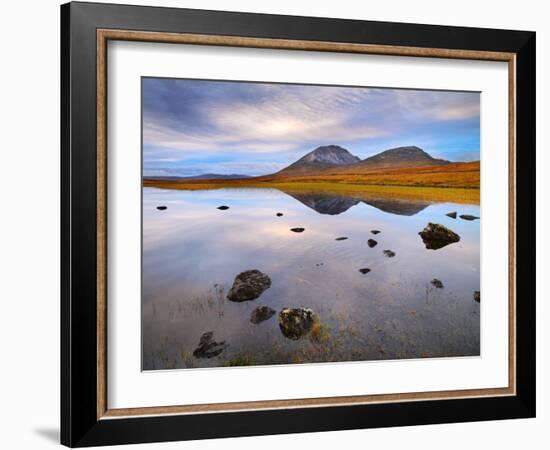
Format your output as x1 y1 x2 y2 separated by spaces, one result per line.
143 79 480 175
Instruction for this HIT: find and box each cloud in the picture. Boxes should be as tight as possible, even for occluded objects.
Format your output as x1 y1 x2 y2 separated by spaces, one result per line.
142 79 480 174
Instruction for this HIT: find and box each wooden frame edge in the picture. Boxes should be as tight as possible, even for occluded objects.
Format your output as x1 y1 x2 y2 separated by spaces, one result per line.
96 28 517 420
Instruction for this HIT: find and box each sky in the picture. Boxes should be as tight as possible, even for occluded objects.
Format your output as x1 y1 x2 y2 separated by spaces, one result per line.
143 78 480 177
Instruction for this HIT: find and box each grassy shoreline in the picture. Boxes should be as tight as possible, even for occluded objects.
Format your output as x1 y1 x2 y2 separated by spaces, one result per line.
143 179 480 204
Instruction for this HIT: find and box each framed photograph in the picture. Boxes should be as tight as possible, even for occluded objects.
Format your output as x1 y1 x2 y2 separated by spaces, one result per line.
61 1 536 447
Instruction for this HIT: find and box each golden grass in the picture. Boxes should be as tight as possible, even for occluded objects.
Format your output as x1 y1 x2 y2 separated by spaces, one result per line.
144 179 479 204
143 161 480 205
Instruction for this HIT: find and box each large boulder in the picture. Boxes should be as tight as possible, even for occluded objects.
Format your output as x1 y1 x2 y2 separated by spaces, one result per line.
227 270 271 302
250 306 276 324
192 331 227 358
278 307 319 340
419 223 460 250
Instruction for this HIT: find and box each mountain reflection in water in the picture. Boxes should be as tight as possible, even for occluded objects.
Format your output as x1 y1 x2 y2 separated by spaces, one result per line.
142 186 480 370
284 190 430 216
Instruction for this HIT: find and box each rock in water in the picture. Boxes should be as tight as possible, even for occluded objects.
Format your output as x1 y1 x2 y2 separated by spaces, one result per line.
474 291 480 302
418 223 460 250
278 307 319 340
460 214 480 221
290 227 305 233
367 239 378 248
431 278 444 289
446 211 457 219
383 249 396 258
227 270 271 302
156 206 167 211
359 268 371 274
250 306 276 324
371 230 381 235
217 205 230 210
276 212 283 217
335 237 348 241
192 331 227 358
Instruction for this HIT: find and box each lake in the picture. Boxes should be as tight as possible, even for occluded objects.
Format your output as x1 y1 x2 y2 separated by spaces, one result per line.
142 186 480 370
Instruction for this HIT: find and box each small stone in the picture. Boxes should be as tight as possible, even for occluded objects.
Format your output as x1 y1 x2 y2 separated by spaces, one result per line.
460 214 480 221
474 291 480 302
227 270 271 302
335 237 348 241
250 306 276 324
192 331 227 358
278 308 319 340
431 278 444 289
217 205 230 210
371 230 381 235
290 227 305 233
383 249 396 258
359 268 371 274
156 206 167 211
367 239 378 248
418 223 460 250
446 211 457 219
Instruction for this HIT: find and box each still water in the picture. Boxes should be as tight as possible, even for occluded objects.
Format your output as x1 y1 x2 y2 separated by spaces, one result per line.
142 187 480 370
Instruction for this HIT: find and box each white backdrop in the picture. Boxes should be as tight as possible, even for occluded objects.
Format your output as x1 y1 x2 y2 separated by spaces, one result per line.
108 41 509 409
0 0 546 449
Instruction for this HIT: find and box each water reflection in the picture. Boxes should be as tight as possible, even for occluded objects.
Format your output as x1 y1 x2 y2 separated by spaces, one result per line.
142 187 480 370
283 190 430 216
285 191 361 215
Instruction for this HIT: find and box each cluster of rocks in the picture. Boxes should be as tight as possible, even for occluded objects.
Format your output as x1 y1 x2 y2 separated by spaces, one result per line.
188 207 479 360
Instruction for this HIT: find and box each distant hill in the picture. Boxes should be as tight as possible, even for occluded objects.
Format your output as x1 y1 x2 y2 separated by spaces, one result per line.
144 173 251 181
319 146 451 176
276 145 360 175
360 146 449 168
143 144 479 190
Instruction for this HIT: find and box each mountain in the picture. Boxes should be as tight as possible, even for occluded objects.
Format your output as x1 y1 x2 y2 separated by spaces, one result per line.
144 173 251 181
358 146 450 169
276 145 360 175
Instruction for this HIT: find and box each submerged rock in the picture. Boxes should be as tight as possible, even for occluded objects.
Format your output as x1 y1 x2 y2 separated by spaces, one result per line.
276 212 283 217
335 237 348 241
217 205 230 210
371 230 381 235
367 239 378 248
446 211 457 219
192 331 227 358
359 268 371 274
431 278 444 289
383 249 396 258
250 306 276 324
227 270 271 302
156 206 167 211
278 307 319 340
460 214 480 221
474 291 480 303
290 227 305 233
418 223 460 250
